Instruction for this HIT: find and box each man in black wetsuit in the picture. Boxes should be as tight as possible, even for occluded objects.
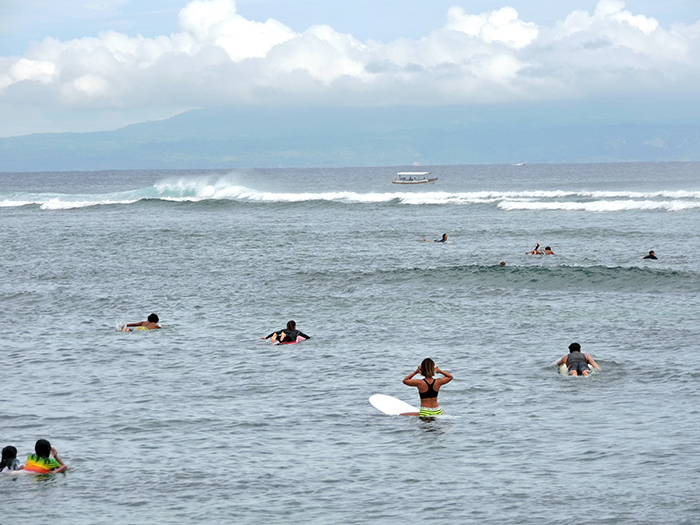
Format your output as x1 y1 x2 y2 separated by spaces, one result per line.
557 342 601 377
643 250 657 260
262 320 311 343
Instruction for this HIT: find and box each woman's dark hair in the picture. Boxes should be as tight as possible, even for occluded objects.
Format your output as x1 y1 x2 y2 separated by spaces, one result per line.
420 358 436 378
286 320 296 330
569 342 581 353
35 439 51 459
0 445 17 470
148 313 159 323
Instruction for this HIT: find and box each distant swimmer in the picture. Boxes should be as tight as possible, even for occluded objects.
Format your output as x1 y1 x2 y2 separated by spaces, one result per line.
544 246 555 255
526 243 543 255
557 342 600 377
401 358 453 417
643 250 657 260
122 313 161 331
500 261 506 266
262 320 311 344
422 233 448 243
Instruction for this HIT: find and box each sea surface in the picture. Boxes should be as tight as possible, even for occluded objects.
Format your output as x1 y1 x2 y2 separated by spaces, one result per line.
2 162 700 524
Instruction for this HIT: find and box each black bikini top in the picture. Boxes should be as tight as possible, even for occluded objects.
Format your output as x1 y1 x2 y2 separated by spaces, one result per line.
419 378 438 399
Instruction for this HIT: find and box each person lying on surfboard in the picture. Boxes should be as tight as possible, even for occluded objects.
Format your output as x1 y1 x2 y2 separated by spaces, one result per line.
526 243 543 255
402 358 453 417
262 320 310 344
557 342 600 377
422 233 448 243
123 313 161 331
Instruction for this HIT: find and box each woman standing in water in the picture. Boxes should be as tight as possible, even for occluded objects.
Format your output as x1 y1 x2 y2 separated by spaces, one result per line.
402 358 453 417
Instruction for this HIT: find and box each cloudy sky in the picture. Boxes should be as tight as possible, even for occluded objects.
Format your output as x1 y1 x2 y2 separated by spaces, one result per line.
1 0 699 137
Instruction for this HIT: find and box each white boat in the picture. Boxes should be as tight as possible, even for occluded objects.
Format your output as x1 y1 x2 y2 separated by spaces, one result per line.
514 161 527 167
391 171 438 184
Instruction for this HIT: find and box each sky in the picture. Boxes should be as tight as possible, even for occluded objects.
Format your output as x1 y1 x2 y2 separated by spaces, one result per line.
0 0 699 137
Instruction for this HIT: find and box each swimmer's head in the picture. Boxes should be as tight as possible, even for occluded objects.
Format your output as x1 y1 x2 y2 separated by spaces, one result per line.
420 358 436 378
286 320 296 330
148 313 159 323
442 234 448 240
649 250 655 255
2 445 17 461
545 246 551 250
500 261 506 266
568 342 581 353
35 439 51 458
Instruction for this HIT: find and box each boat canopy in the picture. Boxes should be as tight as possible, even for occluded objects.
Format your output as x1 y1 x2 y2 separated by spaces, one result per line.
396 172 431 176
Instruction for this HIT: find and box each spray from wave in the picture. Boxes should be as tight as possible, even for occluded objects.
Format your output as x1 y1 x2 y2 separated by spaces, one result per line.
2 176 700 211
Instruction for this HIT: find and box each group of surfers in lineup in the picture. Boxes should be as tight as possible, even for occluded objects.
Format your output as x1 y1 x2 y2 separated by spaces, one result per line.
0 439 68 475
115 318 600 421
423 235 658 261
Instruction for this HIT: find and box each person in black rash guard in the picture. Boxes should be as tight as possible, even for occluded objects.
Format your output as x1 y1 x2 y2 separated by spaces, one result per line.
422 233 448 242
643 250 657 260
262 320 310 344
557 342 601 376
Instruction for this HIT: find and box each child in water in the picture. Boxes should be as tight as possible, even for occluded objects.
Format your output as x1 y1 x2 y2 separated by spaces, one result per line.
0 446 21 472
24 439 68 474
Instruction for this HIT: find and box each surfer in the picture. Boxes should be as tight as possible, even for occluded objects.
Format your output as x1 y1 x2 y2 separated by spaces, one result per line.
643 250 657 260
544 246 555 255
526 243 543 255
23 439 67 474
124 313 161 331
422 233 448 243
262 320 310 344
402 358 453 417
557 342 600 377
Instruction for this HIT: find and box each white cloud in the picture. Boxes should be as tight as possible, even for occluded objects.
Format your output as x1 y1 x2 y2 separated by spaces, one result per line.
446 6 539 49
0 0 699 133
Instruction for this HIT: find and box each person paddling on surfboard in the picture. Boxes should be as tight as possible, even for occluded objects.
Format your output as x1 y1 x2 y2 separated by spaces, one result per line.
557 342 600 377
422 233 448 243
402 358 453 417
526 243 543 255
123 313 161 331
262 320 310 344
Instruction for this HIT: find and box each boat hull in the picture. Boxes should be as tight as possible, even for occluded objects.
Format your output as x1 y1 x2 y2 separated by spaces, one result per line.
391 178 438 185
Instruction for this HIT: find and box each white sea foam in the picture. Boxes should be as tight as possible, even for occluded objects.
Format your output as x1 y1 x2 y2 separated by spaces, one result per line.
498 199 700 212
3 178 700 210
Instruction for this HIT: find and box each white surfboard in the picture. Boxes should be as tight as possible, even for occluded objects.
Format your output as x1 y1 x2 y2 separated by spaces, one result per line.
369 394 418 415
558 363 595 376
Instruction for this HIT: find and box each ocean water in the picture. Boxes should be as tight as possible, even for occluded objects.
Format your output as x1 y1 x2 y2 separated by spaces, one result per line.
1 162 700 524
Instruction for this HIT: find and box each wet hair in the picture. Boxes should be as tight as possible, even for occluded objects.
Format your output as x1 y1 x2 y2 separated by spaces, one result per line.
0 446 17 470
649 250 655 255
35 439 51 459
568 342 581 353
545 246 552 250
442 234 448 240
148 313 159 323
286 320 296 330
420 358 436 378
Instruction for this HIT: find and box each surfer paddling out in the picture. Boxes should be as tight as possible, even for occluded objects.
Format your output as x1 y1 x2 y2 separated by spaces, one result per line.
401 358 453 417
262 320 311 344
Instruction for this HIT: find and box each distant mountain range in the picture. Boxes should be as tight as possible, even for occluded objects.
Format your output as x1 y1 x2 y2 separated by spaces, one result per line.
2 105 699 171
